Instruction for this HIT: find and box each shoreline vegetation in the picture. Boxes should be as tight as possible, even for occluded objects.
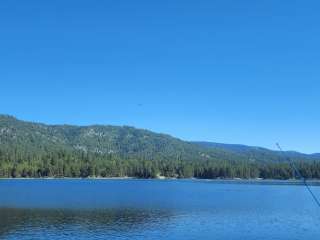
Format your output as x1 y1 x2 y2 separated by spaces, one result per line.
2 155 320 180
2 157 320 180
1 177 320 186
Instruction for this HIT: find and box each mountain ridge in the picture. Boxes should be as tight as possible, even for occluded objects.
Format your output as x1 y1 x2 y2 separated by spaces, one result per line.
192 141 320 159
0 114 318 160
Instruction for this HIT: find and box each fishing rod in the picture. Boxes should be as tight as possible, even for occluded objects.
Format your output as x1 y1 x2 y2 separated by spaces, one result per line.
276 143 320 209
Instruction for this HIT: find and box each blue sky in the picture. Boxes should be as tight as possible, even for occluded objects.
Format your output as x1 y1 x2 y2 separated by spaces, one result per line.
0 0 319 153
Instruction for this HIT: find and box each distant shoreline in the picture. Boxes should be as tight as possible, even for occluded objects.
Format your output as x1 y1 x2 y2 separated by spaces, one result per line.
1 177 320 186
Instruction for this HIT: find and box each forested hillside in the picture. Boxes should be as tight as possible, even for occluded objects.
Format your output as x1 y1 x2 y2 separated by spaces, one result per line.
193 142 320 162
1 114 320 179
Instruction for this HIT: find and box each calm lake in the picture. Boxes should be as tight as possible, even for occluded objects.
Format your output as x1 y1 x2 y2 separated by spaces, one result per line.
0 179 319 240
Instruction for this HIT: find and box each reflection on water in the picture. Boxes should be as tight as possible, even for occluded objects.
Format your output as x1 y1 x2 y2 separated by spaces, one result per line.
0 208 173 240
0 179 320 240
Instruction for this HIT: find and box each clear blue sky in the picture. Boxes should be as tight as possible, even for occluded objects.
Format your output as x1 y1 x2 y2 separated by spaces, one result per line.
0 0 319 153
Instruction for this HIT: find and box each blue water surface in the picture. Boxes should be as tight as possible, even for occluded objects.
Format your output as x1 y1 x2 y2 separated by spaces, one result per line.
0 179 319 240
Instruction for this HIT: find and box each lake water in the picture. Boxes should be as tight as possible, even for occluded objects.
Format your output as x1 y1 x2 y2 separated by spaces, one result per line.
0 179 320 240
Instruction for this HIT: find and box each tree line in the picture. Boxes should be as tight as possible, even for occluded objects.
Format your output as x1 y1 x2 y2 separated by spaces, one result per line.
1 148 320 180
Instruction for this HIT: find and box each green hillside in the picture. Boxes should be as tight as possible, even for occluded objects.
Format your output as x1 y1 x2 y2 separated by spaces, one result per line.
193 142 320 162
1 114 320 179
0 115 230 162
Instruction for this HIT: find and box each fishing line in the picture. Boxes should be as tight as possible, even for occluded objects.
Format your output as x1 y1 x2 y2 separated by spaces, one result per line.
276 143 320 209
